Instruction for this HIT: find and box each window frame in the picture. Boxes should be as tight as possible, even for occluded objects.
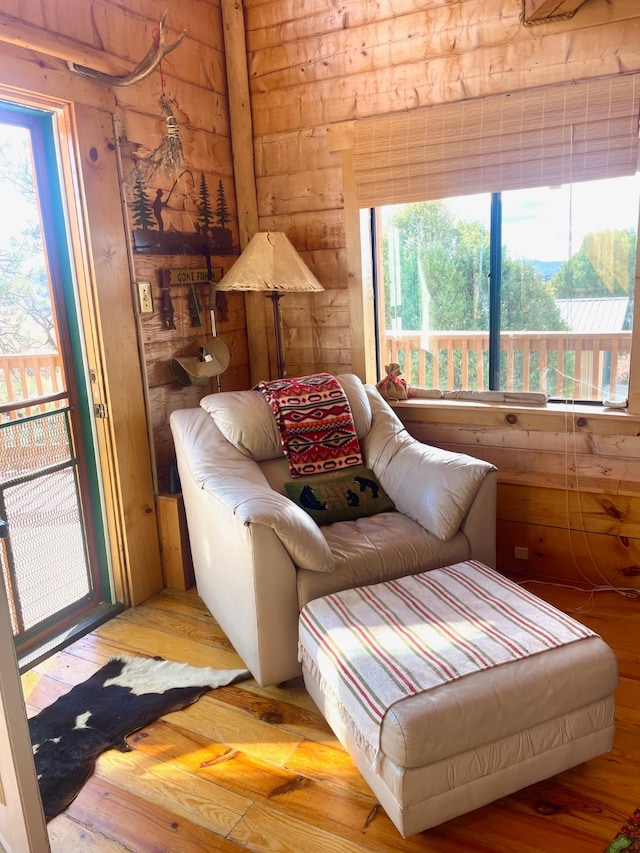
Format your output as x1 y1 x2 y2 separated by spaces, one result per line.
372 181 638 404
330 77 640 415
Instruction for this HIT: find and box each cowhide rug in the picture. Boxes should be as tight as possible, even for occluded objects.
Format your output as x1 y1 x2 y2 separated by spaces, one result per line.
28 654 250 821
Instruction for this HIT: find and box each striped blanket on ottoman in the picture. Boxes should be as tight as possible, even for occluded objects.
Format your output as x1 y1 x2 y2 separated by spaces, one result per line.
299 561 618 836
300 561 596 763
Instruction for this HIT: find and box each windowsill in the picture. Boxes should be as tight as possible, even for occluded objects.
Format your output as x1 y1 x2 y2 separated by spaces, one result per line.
392 397 636 420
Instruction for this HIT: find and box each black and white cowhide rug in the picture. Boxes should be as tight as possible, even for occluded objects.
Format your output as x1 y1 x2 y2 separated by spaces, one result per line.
29 654 250 821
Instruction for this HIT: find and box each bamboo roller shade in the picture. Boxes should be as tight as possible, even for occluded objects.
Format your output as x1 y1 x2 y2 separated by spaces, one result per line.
348 75 640 206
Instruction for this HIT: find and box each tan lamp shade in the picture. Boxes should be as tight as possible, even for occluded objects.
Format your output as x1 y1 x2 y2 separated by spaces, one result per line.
215 231 324 293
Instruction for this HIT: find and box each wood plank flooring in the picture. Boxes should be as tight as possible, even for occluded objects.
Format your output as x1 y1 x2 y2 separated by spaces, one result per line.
21 579 640 852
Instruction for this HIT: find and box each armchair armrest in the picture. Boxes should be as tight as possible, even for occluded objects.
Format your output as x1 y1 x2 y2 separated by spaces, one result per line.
173 407 334 573
363 387 496 541
206 485 336 574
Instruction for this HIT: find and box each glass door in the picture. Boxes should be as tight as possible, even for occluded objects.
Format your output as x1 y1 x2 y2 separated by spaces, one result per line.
0 103 113 667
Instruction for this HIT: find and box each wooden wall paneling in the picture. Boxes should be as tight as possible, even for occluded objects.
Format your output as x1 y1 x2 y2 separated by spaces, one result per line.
247 0 522 86
498 483 640 539
497 518 640 590
141 278 250 489
280 293 352 378
245 1 349 48
0 8 134 75
119 106 233 173
0 1 246 601
296 289 351 326
248 1 640 392
106 0 252 491
248 0 630 94
74 102 163 604
246 0 632 46
156 493 195 590
0 0 222 83
115 77 232 144
253 209 351 373
523 0 588 24
245 0 536 54
249 13 640 137
280 294 316 376
257 212 347 257
0 43 117 111
401 422 640 482
254 128 338 175
256 167 345 216
151 383 202 493
302 247 346 287
244 0 640 591
437 442 640 487
409 434 640 490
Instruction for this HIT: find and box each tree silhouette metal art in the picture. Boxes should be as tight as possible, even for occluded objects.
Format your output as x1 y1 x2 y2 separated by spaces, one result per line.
216 179 230 228
197 172 213 236
131 178 154 230
130 168 237 256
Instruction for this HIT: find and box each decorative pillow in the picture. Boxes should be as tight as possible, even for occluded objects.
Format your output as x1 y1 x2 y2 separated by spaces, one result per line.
285 467 395 526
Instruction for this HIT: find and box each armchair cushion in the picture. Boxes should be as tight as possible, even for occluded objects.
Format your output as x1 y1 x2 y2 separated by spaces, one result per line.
200 389 282 461
200 373 372 462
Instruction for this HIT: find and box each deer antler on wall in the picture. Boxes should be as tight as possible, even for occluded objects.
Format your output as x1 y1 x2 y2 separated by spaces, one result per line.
68 12 185 87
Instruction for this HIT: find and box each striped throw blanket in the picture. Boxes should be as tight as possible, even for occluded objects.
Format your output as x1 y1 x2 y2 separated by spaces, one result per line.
254 373 363 477
299 561 595 765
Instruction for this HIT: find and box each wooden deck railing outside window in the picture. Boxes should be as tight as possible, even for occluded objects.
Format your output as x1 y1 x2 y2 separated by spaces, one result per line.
382 330 631 401
1 338 631 407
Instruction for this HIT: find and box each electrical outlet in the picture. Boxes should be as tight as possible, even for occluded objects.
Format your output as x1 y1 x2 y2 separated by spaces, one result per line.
137 281 153 314
514 546 529 560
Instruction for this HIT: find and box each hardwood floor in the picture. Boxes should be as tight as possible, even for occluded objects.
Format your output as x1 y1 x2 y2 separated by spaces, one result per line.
21 578 639 853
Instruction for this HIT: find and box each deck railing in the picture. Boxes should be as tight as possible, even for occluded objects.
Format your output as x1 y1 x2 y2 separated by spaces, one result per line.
0 353 69 493
0 335 632 408
0 352 66 418
382 330 632 401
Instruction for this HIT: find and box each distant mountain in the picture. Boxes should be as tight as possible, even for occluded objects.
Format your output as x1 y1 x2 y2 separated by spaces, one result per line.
531 259 562 281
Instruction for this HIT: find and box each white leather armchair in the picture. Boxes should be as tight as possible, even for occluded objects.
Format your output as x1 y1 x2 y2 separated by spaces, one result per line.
170 374 497 686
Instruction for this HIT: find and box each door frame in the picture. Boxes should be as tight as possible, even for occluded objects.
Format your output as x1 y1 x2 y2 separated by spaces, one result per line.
0 101 115 659
0 86 162 607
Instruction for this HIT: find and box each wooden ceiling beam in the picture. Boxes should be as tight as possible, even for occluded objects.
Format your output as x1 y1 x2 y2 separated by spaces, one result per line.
0 11 131 75
523 0 588 24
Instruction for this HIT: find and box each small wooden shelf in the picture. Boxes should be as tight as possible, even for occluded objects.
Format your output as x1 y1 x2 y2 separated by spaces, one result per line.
156 493 195 591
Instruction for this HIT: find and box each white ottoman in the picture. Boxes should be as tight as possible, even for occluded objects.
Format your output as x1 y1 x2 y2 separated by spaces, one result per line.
299 561 618 838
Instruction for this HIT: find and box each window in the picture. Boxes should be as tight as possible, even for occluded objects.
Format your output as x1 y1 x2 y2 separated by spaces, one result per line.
376 172 640 402
332 74 640 404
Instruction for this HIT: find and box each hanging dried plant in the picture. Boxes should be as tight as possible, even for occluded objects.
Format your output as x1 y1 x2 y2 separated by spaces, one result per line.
139 94 185 181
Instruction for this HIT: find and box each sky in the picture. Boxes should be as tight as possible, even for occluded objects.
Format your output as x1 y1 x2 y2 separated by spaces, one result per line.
381 173 640 263
0 122 39 248
446 173 640 262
